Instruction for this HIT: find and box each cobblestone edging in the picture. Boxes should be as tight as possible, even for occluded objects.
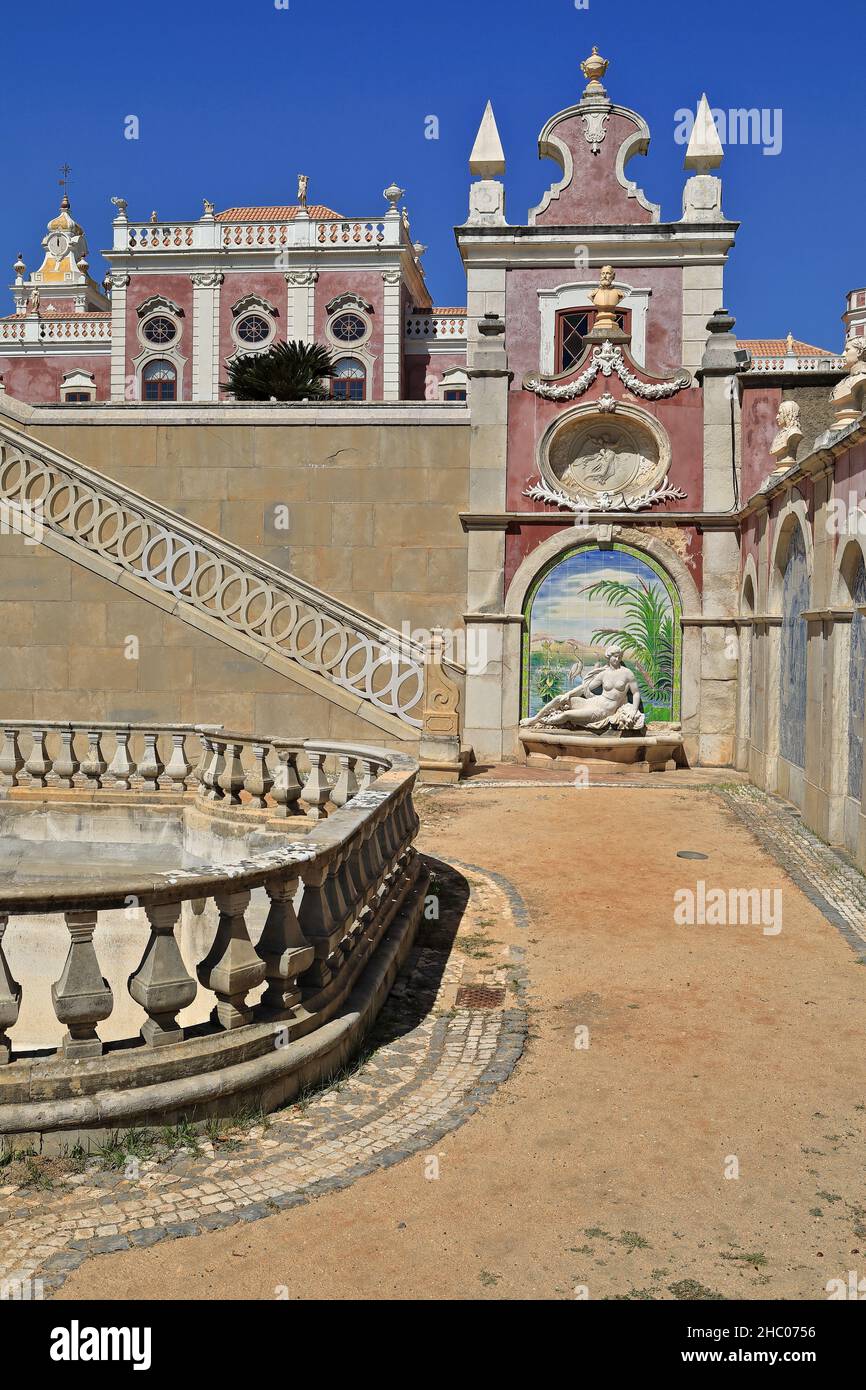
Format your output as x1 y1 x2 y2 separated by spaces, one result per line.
0 859 528 1298
718 785 866 952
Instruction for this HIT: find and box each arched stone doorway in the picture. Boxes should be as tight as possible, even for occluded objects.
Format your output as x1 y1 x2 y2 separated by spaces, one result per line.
768 503 813 807
735 562 757 772
828 536 866 853
500 525 699 760
520 542 682 723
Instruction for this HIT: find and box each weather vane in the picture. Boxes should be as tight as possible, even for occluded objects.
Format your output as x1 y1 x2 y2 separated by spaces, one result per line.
58 163 71 199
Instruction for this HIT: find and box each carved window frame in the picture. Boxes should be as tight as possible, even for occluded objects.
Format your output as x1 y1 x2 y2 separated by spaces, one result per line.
60 369 96 403
540 281 650 373
554 307 632 374
229 295 278 356
327 306 372 351
439 367 469 402
330 355 369 401
136 296 184 354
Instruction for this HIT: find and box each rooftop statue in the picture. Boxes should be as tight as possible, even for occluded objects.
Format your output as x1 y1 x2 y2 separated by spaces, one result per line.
520 648 646 734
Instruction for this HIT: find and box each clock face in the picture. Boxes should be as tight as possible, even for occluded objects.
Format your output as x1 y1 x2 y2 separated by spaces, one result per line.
47 232 69 259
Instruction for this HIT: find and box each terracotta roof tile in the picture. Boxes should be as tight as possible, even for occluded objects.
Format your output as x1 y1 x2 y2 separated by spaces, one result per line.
215 205 342 222
0 309 110 321
738 337 832 356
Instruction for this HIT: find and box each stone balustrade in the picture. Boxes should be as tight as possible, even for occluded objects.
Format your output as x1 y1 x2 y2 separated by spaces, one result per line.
0 316 111 345
0 721 426 1143
112 217 400 254
748 354 846 374
405 312 467 341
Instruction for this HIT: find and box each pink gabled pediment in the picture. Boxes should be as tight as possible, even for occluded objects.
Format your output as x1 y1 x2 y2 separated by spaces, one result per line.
530 102 660 227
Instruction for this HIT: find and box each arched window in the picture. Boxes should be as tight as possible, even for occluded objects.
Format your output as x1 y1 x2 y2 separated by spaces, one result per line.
555 307 631 373
522 543 681 721
142 359 177 402
779 526 809 770
848 555 866 799
331 357 366 402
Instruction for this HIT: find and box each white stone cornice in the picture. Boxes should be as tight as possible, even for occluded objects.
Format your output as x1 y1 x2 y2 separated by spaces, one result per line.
456 225 737 271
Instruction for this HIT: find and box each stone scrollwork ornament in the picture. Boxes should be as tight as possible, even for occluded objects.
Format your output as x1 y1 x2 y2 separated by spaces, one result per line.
581 109 610 155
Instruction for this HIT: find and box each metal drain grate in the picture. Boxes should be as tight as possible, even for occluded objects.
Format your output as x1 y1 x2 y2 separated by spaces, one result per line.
455 984 506 1010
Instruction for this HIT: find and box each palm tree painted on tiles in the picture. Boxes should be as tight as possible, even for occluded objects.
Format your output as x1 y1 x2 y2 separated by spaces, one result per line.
581 574 674 715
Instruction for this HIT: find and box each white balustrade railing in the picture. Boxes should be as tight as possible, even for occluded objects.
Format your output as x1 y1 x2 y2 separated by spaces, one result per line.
112 216 401 254
748 354 846 373
0 720 420 1065
0 420 426 728
405 313 467 341
0 316 111 346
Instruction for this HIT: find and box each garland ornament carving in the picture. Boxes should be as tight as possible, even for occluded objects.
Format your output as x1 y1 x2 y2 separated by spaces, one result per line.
524 340 691 402
0 423 428 730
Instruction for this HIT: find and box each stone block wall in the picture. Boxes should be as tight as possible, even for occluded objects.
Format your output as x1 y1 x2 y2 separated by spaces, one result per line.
0 405 470 747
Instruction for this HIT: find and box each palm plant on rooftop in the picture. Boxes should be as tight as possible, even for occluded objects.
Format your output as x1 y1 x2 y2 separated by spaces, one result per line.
222 340 335 402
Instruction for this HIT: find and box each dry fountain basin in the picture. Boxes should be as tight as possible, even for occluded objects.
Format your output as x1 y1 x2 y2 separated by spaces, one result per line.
0 722 426 1151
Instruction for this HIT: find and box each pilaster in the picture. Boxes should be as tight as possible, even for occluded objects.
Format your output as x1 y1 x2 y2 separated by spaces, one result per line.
381 270 402 402
285 271 317 344
190 272 223 402
463 305 512 760
109 271 130 403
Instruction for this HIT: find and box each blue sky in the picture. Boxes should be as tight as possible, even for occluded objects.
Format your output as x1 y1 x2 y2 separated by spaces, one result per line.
1 0 861 349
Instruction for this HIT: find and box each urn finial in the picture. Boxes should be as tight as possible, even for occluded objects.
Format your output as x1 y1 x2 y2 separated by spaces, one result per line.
580 46 609 97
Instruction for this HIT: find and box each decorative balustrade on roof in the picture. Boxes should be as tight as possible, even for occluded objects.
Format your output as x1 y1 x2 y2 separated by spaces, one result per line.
115 216 401 254
747 353 846 373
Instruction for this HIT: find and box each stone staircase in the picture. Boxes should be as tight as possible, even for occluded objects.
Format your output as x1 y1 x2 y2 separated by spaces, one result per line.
0 416 462 754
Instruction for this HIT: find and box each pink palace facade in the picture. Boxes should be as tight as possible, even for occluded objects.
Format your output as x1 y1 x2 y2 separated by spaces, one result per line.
0 188 468 407
2 48 866 873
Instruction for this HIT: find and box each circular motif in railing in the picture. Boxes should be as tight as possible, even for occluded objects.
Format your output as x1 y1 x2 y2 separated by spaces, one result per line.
236 314 272 345
142 315 178 346
330 312 367 344
0 438 426 727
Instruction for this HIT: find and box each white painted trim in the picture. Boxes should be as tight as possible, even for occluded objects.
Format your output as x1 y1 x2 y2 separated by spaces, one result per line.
230 311 277 354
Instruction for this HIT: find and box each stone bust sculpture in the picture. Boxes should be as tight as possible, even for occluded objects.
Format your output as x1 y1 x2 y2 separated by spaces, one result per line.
589 265 624 333
521 647 647 734
830 335 866 430
769 400 803 472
